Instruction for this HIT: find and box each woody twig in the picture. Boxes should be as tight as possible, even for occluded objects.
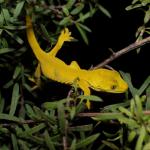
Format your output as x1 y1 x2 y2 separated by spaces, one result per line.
92 36 150 69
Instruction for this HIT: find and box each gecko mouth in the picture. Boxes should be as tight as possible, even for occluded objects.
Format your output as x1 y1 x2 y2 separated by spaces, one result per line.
90 85 128 93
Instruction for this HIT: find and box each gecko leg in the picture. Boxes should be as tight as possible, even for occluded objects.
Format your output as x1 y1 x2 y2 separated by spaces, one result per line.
28 63 41 90
48 28 74 57
78 79 91 109
69 61 81 70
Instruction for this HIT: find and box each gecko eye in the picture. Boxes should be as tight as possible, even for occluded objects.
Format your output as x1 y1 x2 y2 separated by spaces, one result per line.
110 85 117 90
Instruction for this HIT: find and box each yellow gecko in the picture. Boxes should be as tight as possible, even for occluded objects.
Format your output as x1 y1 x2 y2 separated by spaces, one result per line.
26 15 128 109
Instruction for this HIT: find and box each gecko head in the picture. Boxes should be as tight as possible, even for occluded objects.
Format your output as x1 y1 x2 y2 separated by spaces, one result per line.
88 69 128 93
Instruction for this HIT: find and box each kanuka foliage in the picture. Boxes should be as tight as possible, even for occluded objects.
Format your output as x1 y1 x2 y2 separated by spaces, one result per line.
0 0 150 150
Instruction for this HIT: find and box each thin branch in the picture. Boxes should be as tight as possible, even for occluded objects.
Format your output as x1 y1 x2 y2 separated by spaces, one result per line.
1 111 150 127
63 136 68 150
92 36 150 69
78 111 150 117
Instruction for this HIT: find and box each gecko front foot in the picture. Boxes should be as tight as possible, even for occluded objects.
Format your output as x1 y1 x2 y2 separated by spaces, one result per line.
59 28 74 42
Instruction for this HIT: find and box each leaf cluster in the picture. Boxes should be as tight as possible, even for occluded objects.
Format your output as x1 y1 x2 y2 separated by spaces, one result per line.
92 73 150 150
126 0 150 53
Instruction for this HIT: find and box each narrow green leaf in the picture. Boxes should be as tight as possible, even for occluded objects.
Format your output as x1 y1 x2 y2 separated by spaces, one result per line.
13 66 21 80
68 106 76 119
13 1 25 18
0 0 4 4
78 95 103 102
102 100 130 112
143 142 150 150
69 124 93 132
0 12 4 25
57 103 66 135
40 24 51 41
136 36 143 53
23 123 46 135
59 17 71 26
43 98 71 109
146 85 150 110
33 106 56 124
80 131 85 140
141 95 146 103
18 140 29 150
125 4 143 11
144 10 150 24
0 113 21 122
120 71 137 96
77 8 96 22
43 101 61 109
11 133 19 150
25 104 36 119
92 113 123 121
0 48 14 54
5 30 24 44
0 28 3 34
22 124 30 132
136 26 144 38
0 93 5 113
107 135 122 142
135 126 146 150
9 83 20 116
44 130 56 150
75 23 88 44
0 127 9 135
102 140 119 150
97 144 105 150
142 0 150 6
77 23 91 32
128 130 136 142
130 98 135 115
3 25 26 30
23 83 32 93
71 3 84 15
15 46 26 56
76 100 85 114
62 6 70 16
132 0 139 4
137 76 150 96
118 106 133 117
2 8 11 23
135 95 143 117
118 117 139 129
0 37 8 47
70 138 76 150
0 145 9 150
65 0 76 9
145 30 150 34
76 133 100 149
3 79 14 89
97 4 111 18
18 134 44 145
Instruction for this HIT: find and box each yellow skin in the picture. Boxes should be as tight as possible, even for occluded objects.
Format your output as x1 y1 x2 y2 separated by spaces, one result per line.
26 15 128 109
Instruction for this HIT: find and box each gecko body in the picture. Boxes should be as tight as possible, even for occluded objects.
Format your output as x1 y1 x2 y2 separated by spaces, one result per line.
26 15 128 108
